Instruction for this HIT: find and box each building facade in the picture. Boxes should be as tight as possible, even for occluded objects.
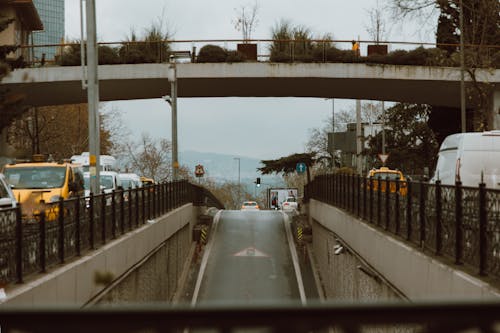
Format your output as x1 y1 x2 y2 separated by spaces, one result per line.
32 0 64 61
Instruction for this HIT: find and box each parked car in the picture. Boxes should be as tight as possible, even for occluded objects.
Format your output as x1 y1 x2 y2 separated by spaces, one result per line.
281 196 298 211
430 131 500 189
241 201 259 211
0 173 16 209
84 171 123 196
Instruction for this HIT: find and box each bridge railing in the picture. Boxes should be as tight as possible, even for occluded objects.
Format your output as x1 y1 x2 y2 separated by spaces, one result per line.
305 174 500 280
12 38 500 68
0 180 221 286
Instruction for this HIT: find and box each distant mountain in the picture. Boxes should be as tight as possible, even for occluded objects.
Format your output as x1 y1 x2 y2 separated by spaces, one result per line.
180 150 284 186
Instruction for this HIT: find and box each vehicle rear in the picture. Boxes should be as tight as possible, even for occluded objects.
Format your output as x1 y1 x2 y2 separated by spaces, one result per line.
368 167 407 195
241 201 259 211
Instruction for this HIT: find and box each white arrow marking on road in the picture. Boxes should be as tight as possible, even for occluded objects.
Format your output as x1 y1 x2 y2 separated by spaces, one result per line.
233 246 269 257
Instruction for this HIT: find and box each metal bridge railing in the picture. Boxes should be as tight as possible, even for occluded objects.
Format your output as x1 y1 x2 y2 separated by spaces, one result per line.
0 180 222 286
305 174 500 280
0 301 498 333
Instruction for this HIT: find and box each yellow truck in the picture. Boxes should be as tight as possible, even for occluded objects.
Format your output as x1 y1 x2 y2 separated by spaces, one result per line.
2 156 85 222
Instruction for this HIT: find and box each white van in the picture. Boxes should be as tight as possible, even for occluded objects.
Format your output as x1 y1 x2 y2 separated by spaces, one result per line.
118 173 142 189
431 131 500 189
71 152 117 172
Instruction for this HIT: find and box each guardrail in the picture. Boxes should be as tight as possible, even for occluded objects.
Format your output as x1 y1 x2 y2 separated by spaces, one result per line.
0 180 223 286
10 38 500 68
304 174 500 280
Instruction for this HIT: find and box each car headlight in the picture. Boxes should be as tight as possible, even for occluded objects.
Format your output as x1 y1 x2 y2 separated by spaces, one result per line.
49 195 62 203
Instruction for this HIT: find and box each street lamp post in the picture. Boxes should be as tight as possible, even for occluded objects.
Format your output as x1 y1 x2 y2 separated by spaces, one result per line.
234 157 240 205
459 0 466 133
167 56 178 180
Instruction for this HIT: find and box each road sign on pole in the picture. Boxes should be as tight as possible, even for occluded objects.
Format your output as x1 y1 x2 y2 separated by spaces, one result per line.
195 164 205 177
296 162 307 174
378 154 389 164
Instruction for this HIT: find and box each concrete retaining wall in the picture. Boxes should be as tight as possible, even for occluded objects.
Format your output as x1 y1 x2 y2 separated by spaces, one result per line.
0 204 196 307
310 199 500 300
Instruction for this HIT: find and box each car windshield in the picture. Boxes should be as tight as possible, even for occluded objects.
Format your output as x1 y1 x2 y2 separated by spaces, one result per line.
4 166 66 189
243 202 257 206
84 174 115 190
121 179 134 189
286 197 296 202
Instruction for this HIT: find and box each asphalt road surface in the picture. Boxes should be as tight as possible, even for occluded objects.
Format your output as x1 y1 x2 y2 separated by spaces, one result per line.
193 210 305 306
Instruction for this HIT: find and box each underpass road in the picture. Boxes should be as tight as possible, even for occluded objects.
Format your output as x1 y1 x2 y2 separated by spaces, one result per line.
195 210 303 305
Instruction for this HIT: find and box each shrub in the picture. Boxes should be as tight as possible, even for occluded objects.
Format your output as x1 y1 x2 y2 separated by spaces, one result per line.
197 45 228 63
98 45 120 65
226 50 246 63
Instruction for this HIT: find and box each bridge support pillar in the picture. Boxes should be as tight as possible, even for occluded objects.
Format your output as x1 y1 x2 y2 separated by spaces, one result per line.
491 85 500 130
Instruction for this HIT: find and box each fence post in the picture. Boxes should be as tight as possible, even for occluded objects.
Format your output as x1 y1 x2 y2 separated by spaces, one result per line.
111 190 116 239
101 193 106 244
385 177 390 231
357 175 361 217
369 177 374 224
142 187 146 224
75 197 81 256
39 210 46 273
15 205 23 283
377 176 381 226
120 189 125 234
152 184 157 218
455 181 463 265
419 181 426 248
128 188 133 231
435 180 442 255
478 181 487 276
362 176 367 220
89 193 95 249
406 181 413 241
395 179 400 235
58 198 65 264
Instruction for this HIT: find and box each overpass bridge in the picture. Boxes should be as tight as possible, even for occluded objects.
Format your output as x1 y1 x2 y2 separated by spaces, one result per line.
3 62 499 106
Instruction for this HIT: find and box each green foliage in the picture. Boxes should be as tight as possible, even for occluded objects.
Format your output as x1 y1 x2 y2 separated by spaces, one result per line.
196 45 245 63
197 45 227 62
365 103 439 175
259 152 316 183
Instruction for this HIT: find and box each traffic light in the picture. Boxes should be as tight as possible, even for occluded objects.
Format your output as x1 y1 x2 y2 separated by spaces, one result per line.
256 177 261 187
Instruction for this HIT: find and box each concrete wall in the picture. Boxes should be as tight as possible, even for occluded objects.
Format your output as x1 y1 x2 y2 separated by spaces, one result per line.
312 220 403 302
0 203 196 307
93 224 191 304
310 199 500 301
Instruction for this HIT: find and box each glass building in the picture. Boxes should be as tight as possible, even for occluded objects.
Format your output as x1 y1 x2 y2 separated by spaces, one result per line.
32 0 65 62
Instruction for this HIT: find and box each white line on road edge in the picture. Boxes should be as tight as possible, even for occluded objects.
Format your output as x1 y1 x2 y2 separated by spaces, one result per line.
282 211 307 306
190 209 223 307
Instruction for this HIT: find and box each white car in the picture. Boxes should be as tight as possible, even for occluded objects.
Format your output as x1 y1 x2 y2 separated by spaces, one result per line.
84 171 123 196
0 173 17 209
281 196 298 211
119 173 142 190
241 201 259 211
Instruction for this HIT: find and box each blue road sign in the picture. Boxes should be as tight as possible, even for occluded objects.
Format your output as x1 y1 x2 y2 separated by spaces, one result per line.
296 162 307 174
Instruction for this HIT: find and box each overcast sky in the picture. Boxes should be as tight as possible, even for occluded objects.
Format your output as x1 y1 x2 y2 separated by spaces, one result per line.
64 0 436 160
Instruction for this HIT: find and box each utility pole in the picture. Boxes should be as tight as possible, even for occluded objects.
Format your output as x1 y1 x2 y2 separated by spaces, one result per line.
381 101 386 155
356 100 362 175
168 56 179 180
85 0 101 194
459 0 466 133
234 157 241 204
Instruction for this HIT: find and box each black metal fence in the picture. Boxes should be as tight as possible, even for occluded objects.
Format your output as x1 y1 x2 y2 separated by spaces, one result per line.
0 180 223 286
305 174 500 280
0 301 499 333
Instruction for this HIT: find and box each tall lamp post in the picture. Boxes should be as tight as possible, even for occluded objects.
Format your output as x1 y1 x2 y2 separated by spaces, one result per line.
167 56 179 180
459 0 466 133
234 157 241 206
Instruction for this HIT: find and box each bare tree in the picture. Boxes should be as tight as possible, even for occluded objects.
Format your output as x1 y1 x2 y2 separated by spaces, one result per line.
365 0 390 43
232 1 259 41
125 133 172 182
